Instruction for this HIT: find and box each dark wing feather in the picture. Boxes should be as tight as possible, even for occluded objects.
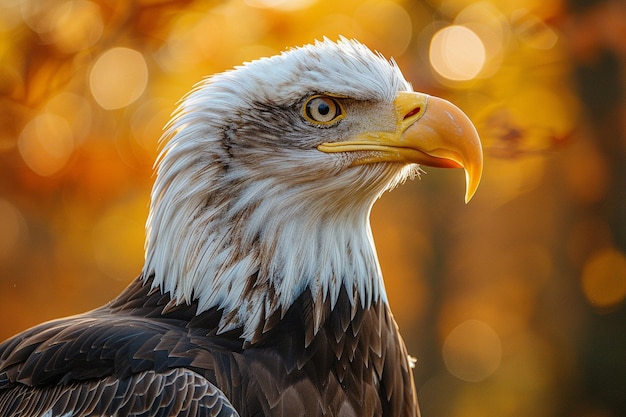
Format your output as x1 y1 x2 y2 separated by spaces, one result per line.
0 368 238 417
0 277 418 417
0 316 179 387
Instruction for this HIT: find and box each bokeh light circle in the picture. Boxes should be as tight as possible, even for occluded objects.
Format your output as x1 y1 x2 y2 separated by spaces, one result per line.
429 25 486 81
18 113 74 176
442 319 502 382
90 47 149 110
581 248 626 309
48 0 103 53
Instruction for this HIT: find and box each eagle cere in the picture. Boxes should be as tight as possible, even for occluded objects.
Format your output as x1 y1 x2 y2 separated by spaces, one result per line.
0 38 482 417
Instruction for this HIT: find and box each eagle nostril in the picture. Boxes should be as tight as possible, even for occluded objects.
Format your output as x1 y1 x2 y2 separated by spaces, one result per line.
404 107 422 120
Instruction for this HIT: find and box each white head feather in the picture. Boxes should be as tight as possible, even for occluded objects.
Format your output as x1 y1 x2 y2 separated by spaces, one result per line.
143 38 417 341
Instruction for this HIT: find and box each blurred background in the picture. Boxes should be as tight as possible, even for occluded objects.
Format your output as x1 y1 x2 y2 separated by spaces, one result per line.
0 0 624 416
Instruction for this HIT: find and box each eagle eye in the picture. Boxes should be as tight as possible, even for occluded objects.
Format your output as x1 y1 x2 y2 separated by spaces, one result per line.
303 95 344 126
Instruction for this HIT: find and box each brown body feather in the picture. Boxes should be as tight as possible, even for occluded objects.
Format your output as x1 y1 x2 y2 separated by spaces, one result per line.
0 276 417 416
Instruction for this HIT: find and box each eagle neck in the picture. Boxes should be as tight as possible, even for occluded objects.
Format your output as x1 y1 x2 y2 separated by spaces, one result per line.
144 175 389 342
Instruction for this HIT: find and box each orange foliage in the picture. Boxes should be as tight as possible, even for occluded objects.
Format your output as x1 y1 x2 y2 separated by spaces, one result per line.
1 1 624 416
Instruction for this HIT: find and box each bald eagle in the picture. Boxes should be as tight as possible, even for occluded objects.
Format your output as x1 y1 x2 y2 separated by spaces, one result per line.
0 39 481 417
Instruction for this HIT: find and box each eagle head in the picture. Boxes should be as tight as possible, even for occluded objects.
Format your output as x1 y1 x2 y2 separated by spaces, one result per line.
143 38 482 341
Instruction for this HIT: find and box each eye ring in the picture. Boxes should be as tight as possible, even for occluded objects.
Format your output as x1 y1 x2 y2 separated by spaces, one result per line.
303 95 345 126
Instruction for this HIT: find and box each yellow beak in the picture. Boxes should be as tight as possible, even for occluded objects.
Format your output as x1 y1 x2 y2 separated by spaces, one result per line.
317 92 483 203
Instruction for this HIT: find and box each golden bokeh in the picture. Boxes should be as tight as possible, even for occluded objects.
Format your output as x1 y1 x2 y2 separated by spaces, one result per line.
429 25 486 81
442 319 502 382
18 113 74 176
90 47 149 110
0 1 624 416
245 0 317 11
581 248 626 309
45 0 104 53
